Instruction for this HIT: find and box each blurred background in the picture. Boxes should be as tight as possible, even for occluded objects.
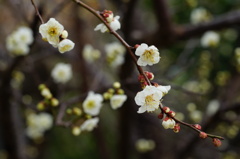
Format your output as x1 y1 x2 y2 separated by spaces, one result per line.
1 0 240 159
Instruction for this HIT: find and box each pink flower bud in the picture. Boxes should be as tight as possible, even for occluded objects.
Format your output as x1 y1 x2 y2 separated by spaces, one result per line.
199 132 208 139
134 44 140 49
162 106 170 113
168 110 176 117
145 71 154 80
194 124 202 130
173 123 180 133
212 138 222 147
158 113 164 119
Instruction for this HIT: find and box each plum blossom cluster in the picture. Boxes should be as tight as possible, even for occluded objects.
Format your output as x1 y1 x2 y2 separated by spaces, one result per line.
37 84 59 110
39 18 75 53
103 82 127 110
51 63 73 84
26 112 53 140
94 10 121 33
6 26 33 56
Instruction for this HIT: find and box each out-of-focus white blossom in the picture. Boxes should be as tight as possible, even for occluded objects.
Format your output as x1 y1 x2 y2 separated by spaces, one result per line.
135 85 163 113
80 117 99 131
94 16 121 33
26 112 53 139
39 18 64 47
6 26 33 56
83 92 103 116
82 44 101 63
162 117 176 129
135 43 160 66
51 63 72 84
189 110 203 123
190 7 211 24
206 99 220 116
58 39 75 53
105 42 126 68
72 127 81 136
110 94 127 110
135 139 156 153
201 31 220 48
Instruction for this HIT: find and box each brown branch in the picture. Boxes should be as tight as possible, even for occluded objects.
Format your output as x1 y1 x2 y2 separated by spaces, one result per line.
31 0 44 24
177 10 240 40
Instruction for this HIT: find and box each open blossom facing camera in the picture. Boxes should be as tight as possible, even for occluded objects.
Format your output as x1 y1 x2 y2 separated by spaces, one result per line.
39 18 74 53
80 117 99 131
135 43 160 66
110 94 127 110
83 91 103 116
135 85 163 113
51 63 72 84
105 42 126 68
94 10 121 33
201 31 220 48
6 26 33 56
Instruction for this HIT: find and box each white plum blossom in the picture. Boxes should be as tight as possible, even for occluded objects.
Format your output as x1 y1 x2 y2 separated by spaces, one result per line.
206 99 220 116
190 7 211 24
94 14 121 33
157 85 171 95
135 139 156 153
105 42 126 68
110 94 127 110
135 43 160 66
58 39 75 53
135 85 163 113
82 44 101 63
201 31 220 48
51 63 72 84
26 112 53 139
80 117 99 131
39 18 64 47
162 117 176 129
83 91 103 116
6 26 33 56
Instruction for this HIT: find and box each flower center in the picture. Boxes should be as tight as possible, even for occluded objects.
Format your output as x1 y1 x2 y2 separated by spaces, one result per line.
145 94 157 106
48 27 58 36
142 49 155 62
86 100 95 109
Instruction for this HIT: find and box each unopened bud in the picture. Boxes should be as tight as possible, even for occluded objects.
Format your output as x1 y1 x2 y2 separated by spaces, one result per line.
134 44 140 49
72 127 81 136
37 102 45 111
72 107 82 116
66 108 72 115
61 30 68 39
41 88 52 99
108 88 115 94
38 84 46 91
199 132 208 139
157 113 164 119
50 98 59 107
103 92 111 100
212 138 222 147
117 89 124 95
113 82 121 89
194 124 202 130
173 123 180 133
145 71 154 80
168 110 176 117
162 107 170 113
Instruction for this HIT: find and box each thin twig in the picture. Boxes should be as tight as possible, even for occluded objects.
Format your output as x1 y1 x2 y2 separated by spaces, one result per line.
31 0 44 24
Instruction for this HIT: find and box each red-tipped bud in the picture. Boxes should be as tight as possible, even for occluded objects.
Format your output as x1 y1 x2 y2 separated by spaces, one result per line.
138 74 145 83
141 81 148 89
152 82 159 87
199 132 208 139
134 44 140 49
162 107 170 113
168 110 176 117
145 71 154 80
194 124 202 130
158 113 164 119
212 138 222 147
173 123 180 133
